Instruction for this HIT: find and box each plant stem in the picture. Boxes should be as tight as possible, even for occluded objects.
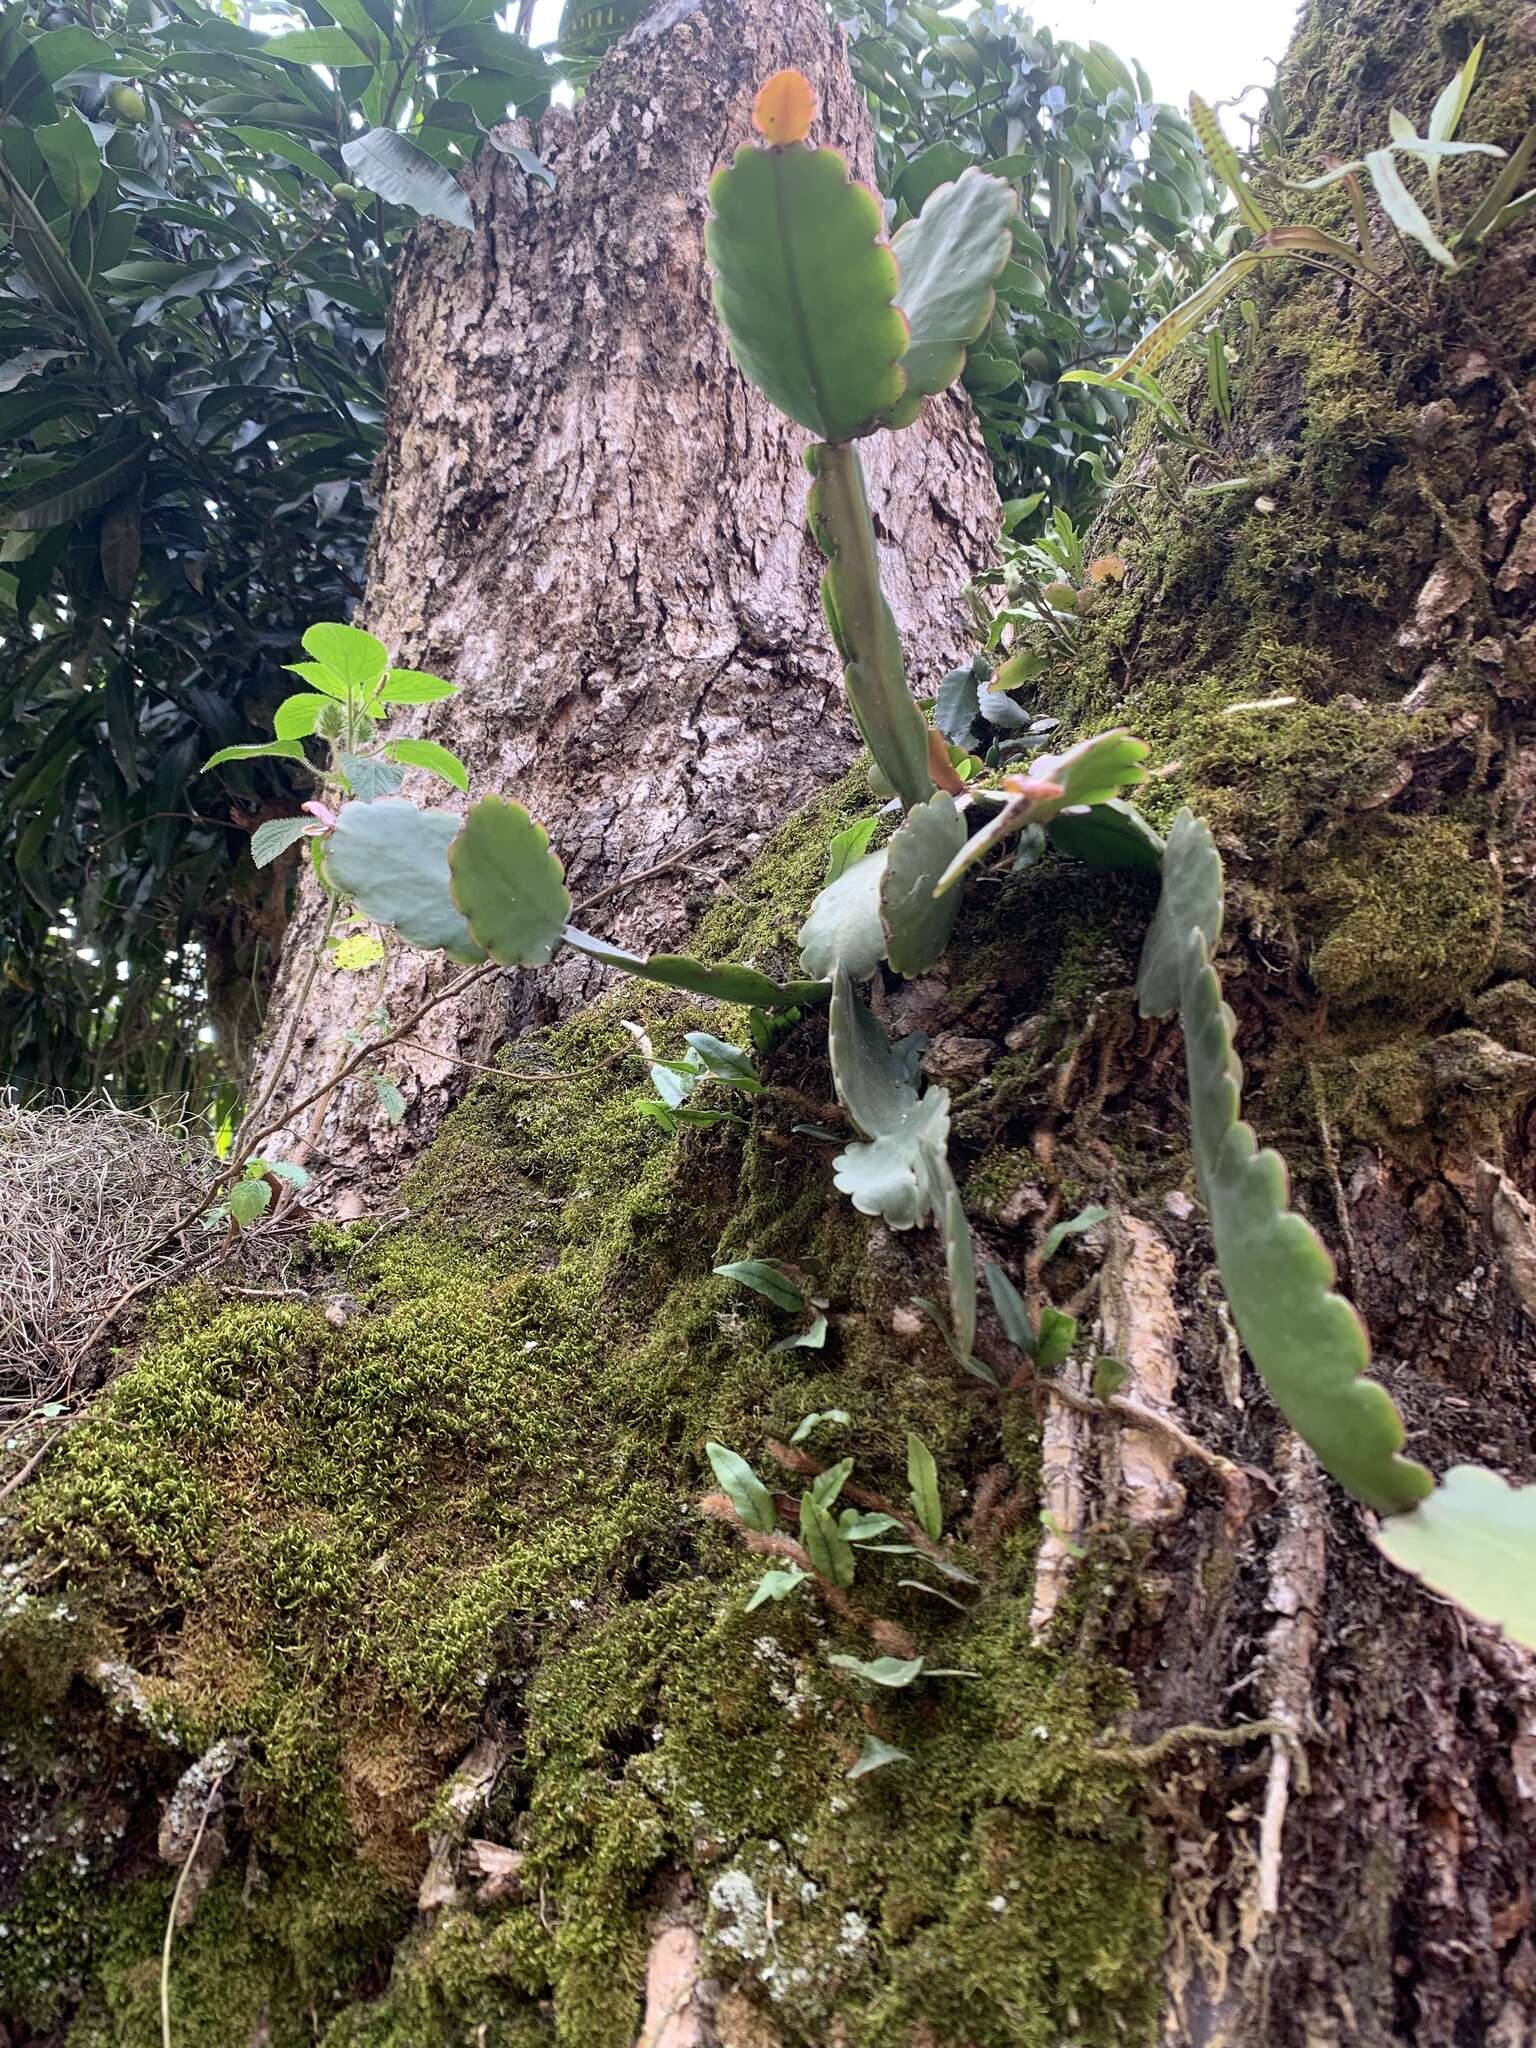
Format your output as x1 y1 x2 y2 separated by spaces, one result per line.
809 441 933 812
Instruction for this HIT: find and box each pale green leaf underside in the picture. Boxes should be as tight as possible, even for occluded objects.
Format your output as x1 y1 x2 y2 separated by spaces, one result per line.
798 848 888 980
1181 929 1433 1514
880 792 965 974
450 794 571 967
828 967 951 1227
885 168 1016 425
1376 1464 1536 1650
706 143 907 442
325 800 485 963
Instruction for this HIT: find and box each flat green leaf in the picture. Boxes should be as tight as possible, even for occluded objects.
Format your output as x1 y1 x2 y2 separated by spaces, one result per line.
0 436 145 531
713 1260 806 1313
1375 1464 1536 1650
326 798 485 963
925 1142 976 1360
385 737 469 793
800 1495 855 1588
705 141 907 442
983 1260 1033 1349
791 1409 850 1444
561 928 824 1011
302 621 388 694
250 817 310 867
906 1433 942 1541
448 794 570 967
745 1566 807 1610
203 740 307 771
262 26 371 64
828 1653 924 1687
811 1458 854 1510
933 730 1149 897
705 1442 776 1533
1428 38 1483 147
1033 1306 1077 1372
1047 798 1164 872
228 1177 271 1226
35 111 102 214
840 1510 900 1541
885 168 1014 425
1040 1203 1108 1266
846 1734 912 1779
1137 806 1223 1019
1181 928 1433 1514
824 814 879 885
798 848 888 980
285 660 351 703
230 127 339 185
770 1315 829 1354
1365 147 1455 267
272 693 332 741
683 1033 760 1090
880 792 965 975
379 667 458 704
342 127 473 231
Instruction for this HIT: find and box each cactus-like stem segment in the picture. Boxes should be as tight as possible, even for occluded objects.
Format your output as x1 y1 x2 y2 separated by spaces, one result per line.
808 440 933 812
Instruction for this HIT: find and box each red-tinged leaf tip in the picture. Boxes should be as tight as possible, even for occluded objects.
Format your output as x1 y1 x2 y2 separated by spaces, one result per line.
753 69 816 145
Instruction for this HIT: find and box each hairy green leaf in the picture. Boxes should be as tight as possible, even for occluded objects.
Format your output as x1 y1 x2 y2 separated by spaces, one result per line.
272 693 332 741
379 667 458 704
385 737 469 792
250 817 310 868
302 621 388 694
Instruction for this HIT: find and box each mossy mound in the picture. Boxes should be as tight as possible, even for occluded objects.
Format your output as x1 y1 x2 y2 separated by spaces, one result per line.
1 783 1163 2048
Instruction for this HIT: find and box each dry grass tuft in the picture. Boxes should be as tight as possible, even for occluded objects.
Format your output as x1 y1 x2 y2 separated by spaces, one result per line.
0 1092 219 1415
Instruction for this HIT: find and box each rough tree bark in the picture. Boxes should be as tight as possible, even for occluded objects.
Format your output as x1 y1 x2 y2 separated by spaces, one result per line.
6 2 1536 2045
245 0 998 1176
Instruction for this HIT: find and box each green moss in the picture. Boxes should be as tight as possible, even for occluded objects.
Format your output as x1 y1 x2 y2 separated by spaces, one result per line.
1 790 1164 2048
1306 817 1501 1014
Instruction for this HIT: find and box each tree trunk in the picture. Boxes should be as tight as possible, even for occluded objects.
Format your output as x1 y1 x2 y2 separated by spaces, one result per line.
5 1 1536 2045
244 0 998 1179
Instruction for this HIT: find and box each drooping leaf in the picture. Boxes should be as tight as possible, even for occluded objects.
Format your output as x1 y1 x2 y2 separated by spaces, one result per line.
1364 147 1455 267
924 1142 976 1360
35 110 102 214
713 1260 806 1313
1189 93 1271 233
1136 806 1223 1019
799 848 889 980
1375 1464 1536 1651
326 799 486 963
203 740 308 771
449 794 571 967
769 1314 829 1354
705 140 906 441
1040 1203 1108 1266
705 1442 776 1533
1047 798 1164 872
846 1733 912 1779
983 1260 1034 1350
0 435 146 531
562 928 824 1011
1060 252 1256 384
385 737 469 792
906 1432 942 1541
250 817 310 868
879 792 965 975
885 168 1016 425
342 127 474 231
828 1653 925 1687
1180 928 1433 1514
827 969 952 1229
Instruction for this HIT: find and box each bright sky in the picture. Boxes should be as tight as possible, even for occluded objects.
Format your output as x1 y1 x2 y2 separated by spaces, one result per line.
528 0 1304 120
1042 0 1302 119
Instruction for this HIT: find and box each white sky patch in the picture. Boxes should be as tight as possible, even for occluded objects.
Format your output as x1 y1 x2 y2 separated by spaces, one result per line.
1041 0 1302 124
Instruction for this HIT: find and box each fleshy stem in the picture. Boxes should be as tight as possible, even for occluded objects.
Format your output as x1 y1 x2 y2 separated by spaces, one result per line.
807 439 933 812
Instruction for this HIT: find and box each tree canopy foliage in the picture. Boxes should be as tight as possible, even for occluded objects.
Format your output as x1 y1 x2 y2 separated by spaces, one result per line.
0 0 1205 1103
